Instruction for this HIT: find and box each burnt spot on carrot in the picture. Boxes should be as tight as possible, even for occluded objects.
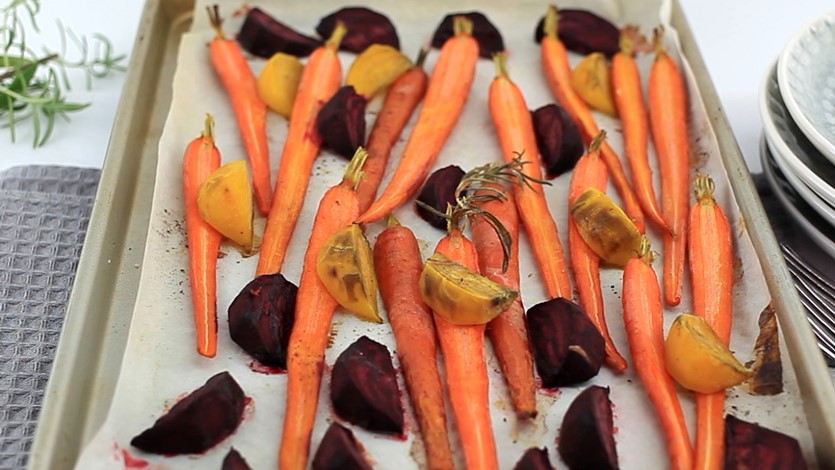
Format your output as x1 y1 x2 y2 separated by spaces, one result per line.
431 11 504 59
316 7 399 53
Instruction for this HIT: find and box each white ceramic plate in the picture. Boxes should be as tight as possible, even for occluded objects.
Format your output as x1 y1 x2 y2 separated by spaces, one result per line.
760 62 835 207
767 135 835 229
778 8 835 164
760 136 835 258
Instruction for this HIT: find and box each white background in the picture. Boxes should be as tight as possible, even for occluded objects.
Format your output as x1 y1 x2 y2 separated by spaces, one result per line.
0 0 832 174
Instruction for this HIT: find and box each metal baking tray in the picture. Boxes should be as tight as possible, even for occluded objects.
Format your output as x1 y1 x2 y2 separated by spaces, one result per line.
27 0 835 468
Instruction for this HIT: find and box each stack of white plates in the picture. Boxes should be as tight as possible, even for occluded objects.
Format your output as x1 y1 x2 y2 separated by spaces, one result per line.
759 8 835 258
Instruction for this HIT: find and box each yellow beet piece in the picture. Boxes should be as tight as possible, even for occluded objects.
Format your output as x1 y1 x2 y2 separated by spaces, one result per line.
317 223 381 323
419 252 518 325
665 314 753 393
571 52 618 118
197 160 255 254
345 44 412 99
257 52 303 117
571 188 641 267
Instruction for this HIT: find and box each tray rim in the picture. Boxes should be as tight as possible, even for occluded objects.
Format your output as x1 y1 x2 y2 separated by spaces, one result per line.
28 0 835 468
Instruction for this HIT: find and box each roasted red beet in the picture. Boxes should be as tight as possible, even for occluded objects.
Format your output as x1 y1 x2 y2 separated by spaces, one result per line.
228 273 297 370
526 298 605 387
237 7 321 58
330 336 404 435
534 9 620 58
514 447 555 470
430 11 504 59
222 447 253 470
312 422 373 470
317 85 368 159
725 415 807 470
316 7 399 53
531 104 584 178
416 165 465 230
130 372 246 455
558 385 619 469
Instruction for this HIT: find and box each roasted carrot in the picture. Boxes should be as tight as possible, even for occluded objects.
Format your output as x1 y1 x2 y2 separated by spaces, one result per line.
183 114 222 358
257 24 346 276
373 217 454 470
612 35 670 233
356 51 429 213
488 53 572 299
279 149 367 470
539 5 645 233
357 17 479 224
471 182 537 419
649 27 690 306
623 237 694 470
433 227 498 470
207 6 271 216
568 133 627 372
689 175 734 470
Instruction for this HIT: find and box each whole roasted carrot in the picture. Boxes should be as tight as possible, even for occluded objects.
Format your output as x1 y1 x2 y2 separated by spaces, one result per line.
207 6 271 216
357 50 429 213
689 175 734 470
357 17 478 224
279 149 366 470
433 226 498 470
623 237 694 470
471 182 537 419
568 133 627 372
183 114 222 358
257 23 346 276
649 27 690 306
539 5 645 233
373 217 454 470
612 35 670 233
488 53 571 300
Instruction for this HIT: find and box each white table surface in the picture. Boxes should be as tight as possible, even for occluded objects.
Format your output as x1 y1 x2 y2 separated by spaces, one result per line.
0 0 832 175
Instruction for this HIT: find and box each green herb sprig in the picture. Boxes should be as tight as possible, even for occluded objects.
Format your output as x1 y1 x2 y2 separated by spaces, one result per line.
1 0 126 147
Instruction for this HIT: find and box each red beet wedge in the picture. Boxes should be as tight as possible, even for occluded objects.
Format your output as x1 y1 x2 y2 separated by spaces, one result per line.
431 11 504 59
330 336 404 435
316 85 368 160
312 422 373 470
533 9 620 58
227 273 297 370
514 447 556 470
558 385 619 470
416 165 465 230
222 447 253 470
237 7 321 58
531 103 584 178
316 7 400 53
725 415 807 470
130 372 246 455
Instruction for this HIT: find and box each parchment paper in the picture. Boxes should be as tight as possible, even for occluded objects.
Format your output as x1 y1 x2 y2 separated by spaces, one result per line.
75 0 818 468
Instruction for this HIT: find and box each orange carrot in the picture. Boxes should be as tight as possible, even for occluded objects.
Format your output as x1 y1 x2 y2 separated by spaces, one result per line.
373 217 455 470
612 35 670 233
257 24 346 276
488 53 572 300
649 27 690 306
568 134 627 372
357 51 429 213
623 237 694 470
539 5 645 233
433 227 498 470
471 183 537 419
182 114 222 358
207 6 271 216
689 175 734 470
279 150 366 470
357 17 479 224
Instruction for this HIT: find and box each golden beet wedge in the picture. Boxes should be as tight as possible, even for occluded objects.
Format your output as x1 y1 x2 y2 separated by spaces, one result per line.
316 223 381 323
257 52 303 118
419 252 518 325
197 160 254 254
571 188 642 267
345 44 412 99
571 52 618 118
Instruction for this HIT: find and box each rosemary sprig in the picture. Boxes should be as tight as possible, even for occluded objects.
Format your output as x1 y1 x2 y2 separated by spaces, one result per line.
1 0 126 147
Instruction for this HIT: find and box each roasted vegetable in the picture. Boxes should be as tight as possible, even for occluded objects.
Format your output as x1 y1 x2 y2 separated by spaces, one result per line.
420 252 518 325
256 52 303 118
514 447 555 470
724 415 807 470
227 273 297 369
316 223 380 323
222 448 253 470
197 160 255 254
131 372 246 455
415 165 465 230
571 52 617 117
237 7 321 58
345 44 412 99
534 8 620 58
571 187 642 267
316 7 399 53
311 422 373 470
531 103 584 178
558 385 619 470
431 11 504 58
746 303 783 395
316 85 367 159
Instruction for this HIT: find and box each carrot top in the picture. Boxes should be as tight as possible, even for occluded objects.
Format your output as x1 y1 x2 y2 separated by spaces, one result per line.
543 5 560 39
342 147 369 189
325 21 348 49
207 5 226 39
694 173 716 204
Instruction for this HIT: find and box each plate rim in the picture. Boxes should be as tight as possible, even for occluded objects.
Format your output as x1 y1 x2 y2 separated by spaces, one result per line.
766 136 835 228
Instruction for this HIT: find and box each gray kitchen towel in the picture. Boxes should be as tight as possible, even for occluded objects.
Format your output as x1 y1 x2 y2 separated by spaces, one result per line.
0 165 100 470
